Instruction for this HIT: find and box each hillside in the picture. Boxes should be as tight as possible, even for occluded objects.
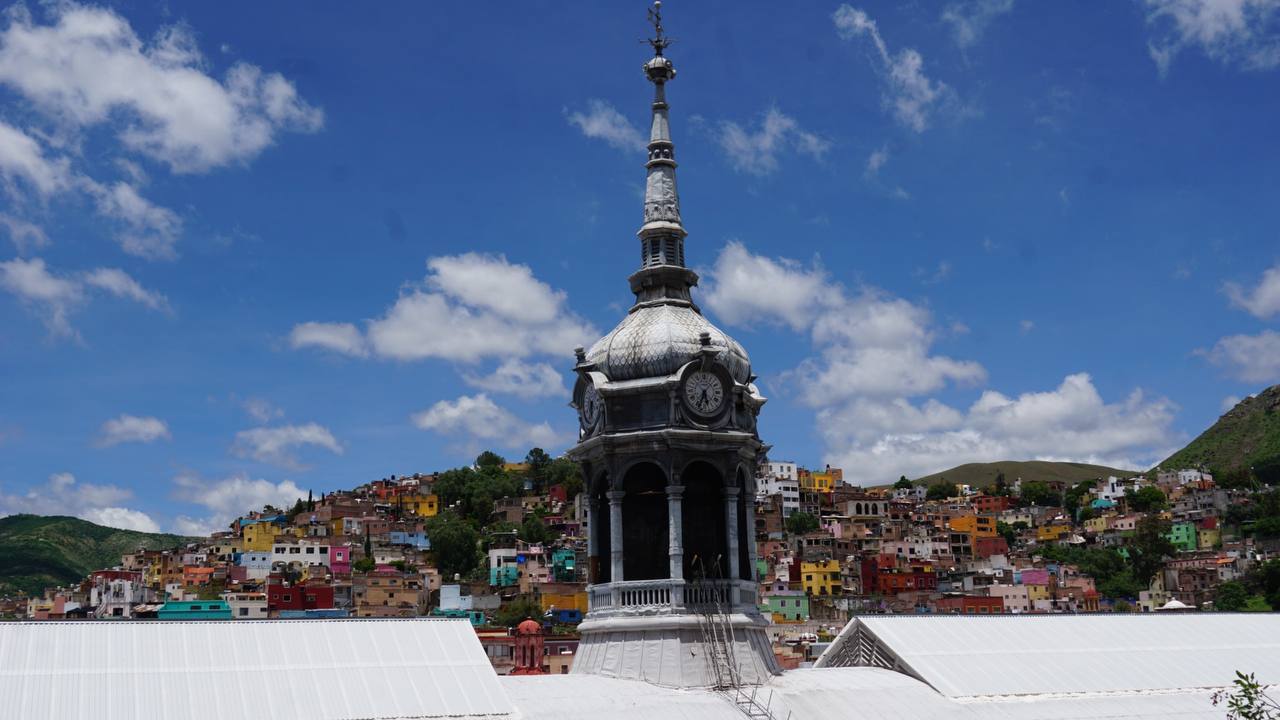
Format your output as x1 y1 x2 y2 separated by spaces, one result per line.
1155 384 1280 482
910 460 1140 490
0 515 193 596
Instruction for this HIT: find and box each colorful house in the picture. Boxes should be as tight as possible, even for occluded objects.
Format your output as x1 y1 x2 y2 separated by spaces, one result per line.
801 560 841 596
242 520 284 552
157 600 232 620
761 590 809 622
1166 522 1197 552
402 494 439 518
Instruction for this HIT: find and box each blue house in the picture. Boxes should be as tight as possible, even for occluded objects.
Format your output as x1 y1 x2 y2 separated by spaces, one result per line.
157 600 232 620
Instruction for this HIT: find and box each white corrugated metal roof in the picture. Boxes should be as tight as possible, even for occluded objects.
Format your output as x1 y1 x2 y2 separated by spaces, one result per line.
0 618 512 720
817 614 1280 698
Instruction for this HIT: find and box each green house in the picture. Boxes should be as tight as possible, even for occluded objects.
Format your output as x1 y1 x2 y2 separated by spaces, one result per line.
157 600 233 620
761 592 809 622
1166 522 1197 553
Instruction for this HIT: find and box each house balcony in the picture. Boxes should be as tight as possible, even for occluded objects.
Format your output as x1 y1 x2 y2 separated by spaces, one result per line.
586 578 759 616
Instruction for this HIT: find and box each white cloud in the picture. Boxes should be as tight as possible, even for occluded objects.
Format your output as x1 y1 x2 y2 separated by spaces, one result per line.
293 252 595 363
96 414 171 447
0 120 72 196
80 507 161 533
241 397 283 423
0 257 169 337
82 267 170 312
84 180 182 259
0 4 323 173
289 321 368 357
715 107 830 176
0 4 319 260
821 374 1177 483
1020 319 1036 334
1225 263 1280 319
941 0 1016 49
1202 330 1280 382
412 394 564 453
0 256 83 337
1221 394 1242 412
833 5 953 132
566 99 645 152
1144 0 1280 74
231 423 343 469
702 241 1174 485
701 241 832 331
0 213 50 252
865 145 890 178
0 472 159 532
463 359 567 400
914 260 951 285
171 471 307 534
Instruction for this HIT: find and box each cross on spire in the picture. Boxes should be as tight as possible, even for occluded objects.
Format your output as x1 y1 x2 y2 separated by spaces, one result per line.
646 1 672 56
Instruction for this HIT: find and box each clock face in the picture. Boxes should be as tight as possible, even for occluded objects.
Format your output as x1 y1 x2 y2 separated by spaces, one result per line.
684 370 725 416
581 384 603 428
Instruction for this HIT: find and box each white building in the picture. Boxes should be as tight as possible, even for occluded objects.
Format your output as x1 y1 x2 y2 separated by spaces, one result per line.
987 584 1031 613
759 470 801 517
223 591 268 619
270 539 332 569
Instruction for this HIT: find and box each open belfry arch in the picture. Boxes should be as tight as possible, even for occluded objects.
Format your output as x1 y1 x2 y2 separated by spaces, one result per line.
566 1 780 688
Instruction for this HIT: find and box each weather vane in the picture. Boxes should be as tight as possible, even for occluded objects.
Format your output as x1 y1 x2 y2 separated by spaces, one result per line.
646 0 672 55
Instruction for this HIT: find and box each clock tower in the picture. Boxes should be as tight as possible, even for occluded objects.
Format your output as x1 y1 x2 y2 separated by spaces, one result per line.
566 2 780 688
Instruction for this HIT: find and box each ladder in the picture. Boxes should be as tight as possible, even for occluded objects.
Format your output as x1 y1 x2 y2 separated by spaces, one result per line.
691 558 790 720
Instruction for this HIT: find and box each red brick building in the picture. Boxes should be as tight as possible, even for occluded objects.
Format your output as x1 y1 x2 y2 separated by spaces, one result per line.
935 595 1005 614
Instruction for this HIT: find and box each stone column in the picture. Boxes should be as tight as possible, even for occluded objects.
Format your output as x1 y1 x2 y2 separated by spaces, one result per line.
667 485 685 600
608 490 625 588
586 500 598 584
724 487 740 591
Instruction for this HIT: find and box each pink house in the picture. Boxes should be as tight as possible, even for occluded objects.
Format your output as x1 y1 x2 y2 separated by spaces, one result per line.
1019 568 1051 586
329 544 352 575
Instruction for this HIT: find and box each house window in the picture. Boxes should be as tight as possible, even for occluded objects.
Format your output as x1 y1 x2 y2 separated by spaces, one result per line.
239 608 249 617
282 594 291 602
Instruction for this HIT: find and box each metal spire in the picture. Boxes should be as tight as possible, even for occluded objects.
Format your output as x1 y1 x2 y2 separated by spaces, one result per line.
637 0 686 270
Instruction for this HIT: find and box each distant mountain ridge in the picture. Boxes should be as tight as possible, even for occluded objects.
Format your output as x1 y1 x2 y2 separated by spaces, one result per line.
909 460 1140 490
0 514 193 596
1155 384 1280 482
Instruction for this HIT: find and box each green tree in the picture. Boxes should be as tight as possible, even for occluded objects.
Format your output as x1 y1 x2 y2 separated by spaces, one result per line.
894 476 913 490
525 448 552 491
1019 481 1055 506
1126 515 1176 586
785 511 820 536
352 557 376 573
285 497 306 522
993 471 1008 496
1215 580 1251 612
996 521 1018 548
545 457 584 500
475 451 506 470
1126 485 1167 513
1063 480 1095 518
492 595 545 628
1212 671 1280 720
519 515 550 545
426 512 482 581
926 481 953 501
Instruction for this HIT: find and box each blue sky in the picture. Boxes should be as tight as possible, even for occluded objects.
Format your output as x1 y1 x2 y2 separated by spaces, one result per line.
1 1 1279 534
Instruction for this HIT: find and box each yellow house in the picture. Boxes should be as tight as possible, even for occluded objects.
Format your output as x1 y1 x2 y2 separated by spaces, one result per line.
1037 524 1071 543
402 494 439 518
1084 516 1109 533
950 514 996 538
243 521 283 552
540 590 589 614
1026 584 1049 602
1198 526 1221 549
801 560 841 596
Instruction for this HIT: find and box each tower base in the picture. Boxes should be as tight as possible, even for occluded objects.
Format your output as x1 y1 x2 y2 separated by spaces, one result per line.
570 613 781 688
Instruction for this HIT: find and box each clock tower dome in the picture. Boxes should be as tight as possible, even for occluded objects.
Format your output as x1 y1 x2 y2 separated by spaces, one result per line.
566 2 779 688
